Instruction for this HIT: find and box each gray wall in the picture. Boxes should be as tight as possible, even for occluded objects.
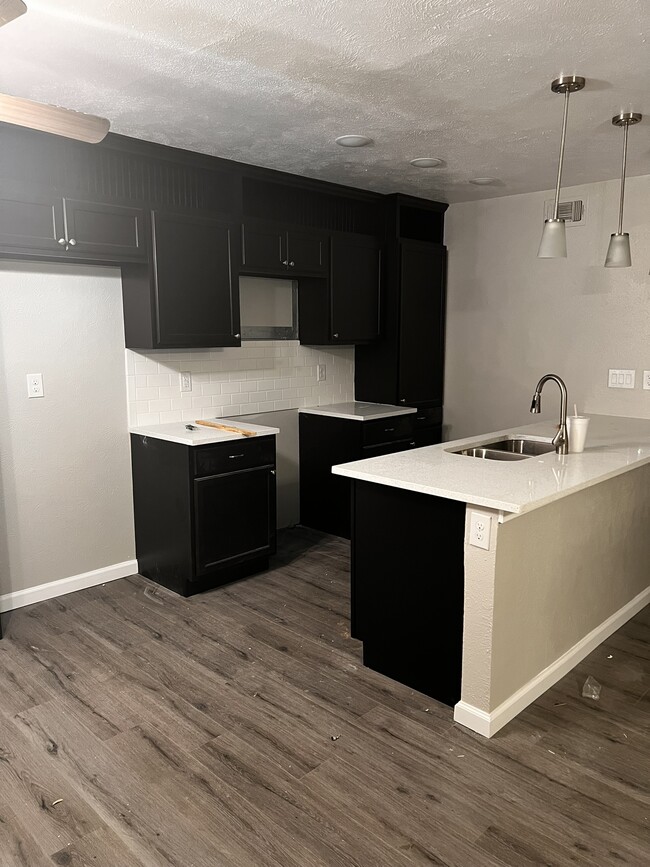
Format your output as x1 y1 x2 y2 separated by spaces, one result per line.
0 262 135 598
444 174 650 440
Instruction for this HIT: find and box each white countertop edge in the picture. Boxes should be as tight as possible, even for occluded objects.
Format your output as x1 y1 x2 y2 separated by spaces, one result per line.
333 457 650 515
299 402 418 421
129 419 280 446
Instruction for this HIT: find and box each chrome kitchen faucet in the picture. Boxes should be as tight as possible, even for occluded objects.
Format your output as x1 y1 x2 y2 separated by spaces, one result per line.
530 374 569 455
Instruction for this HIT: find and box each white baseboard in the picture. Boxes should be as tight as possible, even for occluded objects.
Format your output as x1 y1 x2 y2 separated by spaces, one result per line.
0 559 138 613
454 584 650 738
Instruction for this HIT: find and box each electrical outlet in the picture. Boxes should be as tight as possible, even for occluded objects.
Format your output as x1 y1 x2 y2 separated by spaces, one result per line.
469 511 492 551
26 373 44 398
317 364 326 382
180 371 192 392
643 371 650 390
608 369 635 389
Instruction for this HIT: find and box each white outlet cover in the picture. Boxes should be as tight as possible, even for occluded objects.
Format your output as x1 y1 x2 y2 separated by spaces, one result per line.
643 371 650 390
469 510 492 551
26 372 44 398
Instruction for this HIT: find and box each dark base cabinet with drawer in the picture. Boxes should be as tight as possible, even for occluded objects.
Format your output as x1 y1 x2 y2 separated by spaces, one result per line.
131 434 276 597
299 411 418 539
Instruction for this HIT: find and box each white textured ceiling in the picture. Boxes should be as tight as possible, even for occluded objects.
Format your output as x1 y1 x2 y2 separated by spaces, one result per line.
1 0 649 202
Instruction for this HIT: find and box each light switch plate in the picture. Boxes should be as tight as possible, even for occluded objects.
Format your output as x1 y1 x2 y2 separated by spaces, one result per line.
608 369 635 389
643 371 650 390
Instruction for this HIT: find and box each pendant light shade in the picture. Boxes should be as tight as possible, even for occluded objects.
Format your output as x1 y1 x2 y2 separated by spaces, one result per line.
604 112 642 268
537 75 585 259
538 218 567 258
605 233 632 268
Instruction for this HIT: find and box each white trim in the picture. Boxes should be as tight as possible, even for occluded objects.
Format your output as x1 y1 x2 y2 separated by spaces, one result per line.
454 584 650 738
0 560 138 613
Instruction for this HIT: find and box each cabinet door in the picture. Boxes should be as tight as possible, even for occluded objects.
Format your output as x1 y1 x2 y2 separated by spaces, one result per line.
152 211 240 348
63 199 147 261
0 194 64 253
397 241 445 407
330 233 381 343
286 229 328 275
241 222 286 274
194 467 276 575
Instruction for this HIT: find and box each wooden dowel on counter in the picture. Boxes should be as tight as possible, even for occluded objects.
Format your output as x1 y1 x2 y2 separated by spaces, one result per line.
195 420 257 437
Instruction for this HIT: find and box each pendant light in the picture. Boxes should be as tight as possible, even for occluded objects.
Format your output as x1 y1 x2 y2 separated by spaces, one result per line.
537 75 586 258
604 112 642 268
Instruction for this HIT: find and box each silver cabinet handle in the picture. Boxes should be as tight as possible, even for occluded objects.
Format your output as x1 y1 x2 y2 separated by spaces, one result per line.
289 261 295 267
384 427 395 432
282 260 288 266
333 333 339 338
234 333 241 338
68 238 77 246
228 454 244 459
270 469 276 475
58 238 66 245
400 398 406 403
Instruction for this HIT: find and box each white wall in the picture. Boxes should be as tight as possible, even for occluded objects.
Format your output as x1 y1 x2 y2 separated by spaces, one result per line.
0 263 135 601
444 174 650 440
126 341 354 427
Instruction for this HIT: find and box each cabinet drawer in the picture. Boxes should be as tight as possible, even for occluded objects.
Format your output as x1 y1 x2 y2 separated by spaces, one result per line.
362 415 415 447
361 438 416 459
413 407 443 429
193 436 275 477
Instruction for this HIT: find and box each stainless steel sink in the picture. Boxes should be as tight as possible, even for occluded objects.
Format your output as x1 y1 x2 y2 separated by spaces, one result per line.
454 447 529 461
448 437 556 461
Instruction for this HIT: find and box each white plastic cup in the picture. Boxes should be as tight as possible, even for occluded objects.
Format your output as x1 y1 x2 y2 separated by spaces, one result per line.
567 416 590 453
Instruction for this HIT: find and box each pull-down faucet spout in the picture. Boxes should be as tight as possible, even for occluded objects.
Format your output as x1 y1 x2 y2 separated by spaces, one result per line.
530 374 568 455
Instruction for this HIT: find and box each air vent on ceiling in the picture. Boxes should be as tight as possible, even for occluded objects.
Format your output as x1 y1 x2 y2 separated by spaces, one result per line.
544 199 585 225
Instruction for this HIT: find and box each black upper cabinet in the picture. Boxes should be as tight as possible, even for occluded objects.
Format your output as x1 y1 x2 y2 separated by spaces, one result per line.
241 222 328 276
330 233 381 343
62 199 146 261
397 240 445 406
122 210 241 350
0 193 146 262
299 232 381 345
0 193 62 254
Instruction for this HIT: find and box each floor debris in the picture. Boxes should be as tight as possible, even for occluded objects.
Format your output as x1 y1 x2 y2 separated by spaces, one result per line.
330 735 340 741
51 799 63 807
582 676 602 701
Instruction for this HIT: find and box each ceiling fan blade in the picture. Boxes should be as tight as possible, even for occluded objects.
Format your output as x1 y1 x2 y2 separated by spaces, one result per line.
0 0 27 27
0 93 110 143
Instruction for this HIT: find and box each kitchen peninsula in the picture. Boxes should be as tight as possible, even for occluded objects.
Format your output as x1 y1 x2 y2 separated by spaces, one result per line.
333 414 650 736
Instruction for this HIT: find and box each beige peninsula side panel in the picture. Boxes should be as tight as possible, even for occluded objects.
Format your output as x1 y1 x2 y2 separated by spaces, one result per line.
490 463 650 709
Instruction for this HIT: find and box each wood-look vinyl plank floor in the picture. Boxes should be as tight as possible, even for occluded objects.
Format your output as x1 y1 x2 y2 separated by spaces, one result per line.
0 527 647 866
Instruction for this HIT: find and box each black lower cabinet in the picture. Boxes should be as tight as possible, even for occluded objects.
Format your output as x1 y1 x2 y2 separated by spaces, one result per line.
299 411 418 539
131 434 276 596
351 480 466 707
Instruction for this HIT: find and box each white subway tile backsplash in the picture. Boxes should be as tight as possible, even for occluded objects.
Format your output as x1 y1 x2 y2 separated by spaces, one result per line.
126 340 354 426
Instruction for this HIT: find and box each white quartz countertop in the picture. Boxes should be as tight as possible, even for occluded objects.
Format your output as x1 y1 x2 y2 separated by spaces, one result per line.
130 418 279 446
332 414 650 515
299 401 417 421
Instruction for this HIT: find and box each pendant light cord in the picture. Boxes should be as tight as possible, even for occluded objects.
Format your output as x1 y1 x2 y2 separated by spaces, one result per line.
618 121 629 235
553 89 571 220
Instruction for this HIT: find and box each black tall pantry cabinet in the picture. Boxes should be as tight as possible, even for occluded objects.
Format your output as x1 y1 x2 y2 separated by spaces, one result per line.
355 195 447 442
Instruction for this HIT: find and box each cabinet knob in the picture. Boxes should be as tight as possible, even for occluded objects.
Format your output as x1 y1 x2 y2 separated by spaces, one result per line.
333 333 339 339
270 469 276 475
234 333 241 339
282 260 288 266
68 238 77 247
289 261 295 267
57 238 66 246
400 398 406 403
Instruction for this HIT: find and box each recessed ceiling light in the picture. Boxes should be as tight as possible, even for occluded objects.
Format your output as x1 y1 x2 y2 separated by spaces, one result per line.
410 158 444 168
335 135 372 148
469 177 500 185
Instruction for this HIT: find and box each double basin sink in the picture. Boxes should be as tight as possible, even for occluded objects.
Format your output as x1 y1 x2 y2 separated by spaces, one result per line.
448 437 556 462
